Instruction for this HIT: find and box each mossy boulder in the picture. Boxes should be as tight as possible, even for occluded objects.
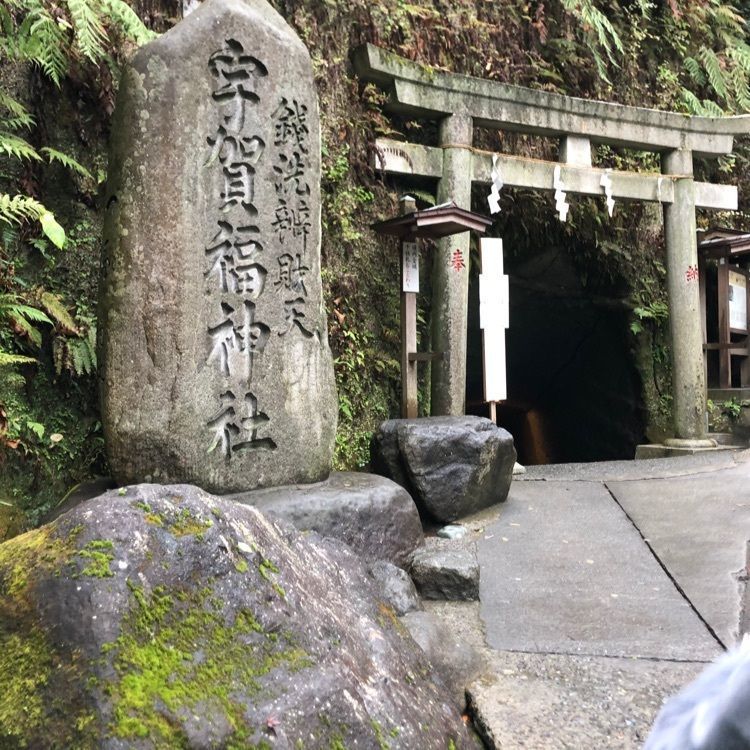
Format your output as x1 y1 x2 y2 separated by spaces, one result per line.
0 503 27 542
0 484 473 749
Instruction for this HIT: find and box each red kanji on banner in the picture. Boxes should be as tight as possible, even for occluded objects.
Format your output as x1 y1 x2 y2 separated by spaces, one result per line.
451 249 465 272
686 264 699 283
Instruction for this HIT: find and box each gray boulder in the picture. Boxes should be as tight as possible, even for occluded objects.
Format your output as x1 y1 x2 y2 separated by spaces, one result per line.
368 560 423 616
411 541 480 601
401 611 484 710
0 484 474 749
229 471 423 567
100 0 337 493
372 416 516 523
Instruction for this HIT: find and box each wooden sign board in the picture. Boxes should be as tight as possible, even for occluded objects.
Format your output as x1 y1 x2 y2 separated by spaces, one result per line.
479 238 509 402
402 241 419 293
729 269 747 332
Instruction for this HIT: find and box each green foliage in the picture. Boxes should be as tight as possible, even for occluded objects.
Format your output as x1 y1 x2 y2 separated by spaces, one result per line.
328 294 397 470
562 0 625 83
2 0 155 85
707 397 748 432
0 0 154 524
0 292 50 361
630 300 668 335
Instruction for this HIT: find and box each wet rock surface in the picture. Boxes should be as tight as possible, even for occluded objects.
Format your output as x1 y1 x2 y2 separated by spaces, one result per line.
372 416 515 523
369 560 423 616
410 540 480 601
0 484 473 749
401 610 484 710
229 471 423 567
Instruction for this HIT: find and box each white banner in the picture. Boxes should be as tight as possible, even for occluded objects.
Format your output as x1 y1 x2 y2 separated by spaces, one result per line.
479 238 509 402
729 269 747 331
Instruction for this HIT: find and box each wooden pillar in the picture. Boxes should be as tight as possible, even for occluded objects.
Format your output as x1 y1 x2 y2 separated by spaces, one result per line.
718 259 731 388
399 196 418 418
743 269 750 387
661 149 710 442
401 245 418 418
698 251 708 386
431 113 473 416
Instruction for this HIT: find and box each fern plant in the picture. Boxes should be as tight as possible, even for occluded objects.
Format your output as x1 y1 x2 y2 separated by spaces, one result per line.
0 0 154 368
657 1 750 115
0 293 51 366
1 0 155 86
0 0 154 241
562 0 626 85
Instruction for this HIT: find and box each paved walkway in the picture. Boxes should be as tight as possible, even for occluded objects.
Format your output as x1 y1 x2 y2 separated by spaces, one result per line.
433 449 750 749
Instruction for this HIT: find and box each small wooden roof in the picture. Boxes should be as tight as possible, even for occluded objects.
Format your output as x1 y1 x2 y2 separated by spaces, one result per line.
698 227 750 259
371 201 493 239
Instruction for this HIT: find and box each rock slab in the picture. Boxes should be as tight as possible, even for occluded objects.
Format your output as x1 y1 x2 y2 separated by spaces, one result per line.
411 542 480 601
401 611 484 710
0 484 473 749
100 0 337 493
369 560 423 616
229 471 423 567
372 416 516 522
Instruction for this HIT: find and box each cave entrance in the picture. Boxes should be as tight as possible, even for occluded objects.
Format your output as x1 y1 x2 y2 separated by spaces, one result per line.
466 241 646 464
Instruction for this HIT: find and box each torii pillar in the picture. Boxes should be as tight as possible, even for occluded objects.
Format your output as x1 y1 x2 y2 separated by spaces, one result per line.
432 113 473 415
662 149 711 444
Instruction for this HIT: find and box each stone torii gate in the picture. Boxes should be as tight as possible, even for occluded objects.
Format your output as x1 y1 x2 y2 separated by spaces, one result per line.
354 43 750 446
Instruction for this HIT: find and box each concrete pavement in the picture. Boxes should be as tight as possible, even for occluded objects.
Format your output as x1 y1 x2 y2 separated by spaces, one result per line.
433 450 750 749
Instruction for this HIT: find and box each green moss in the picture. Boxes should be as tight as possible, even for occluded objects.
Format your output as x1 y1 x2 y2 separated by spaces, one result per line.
0 627 51 740
371 720 390 750
258 557 279 580
0 582 97 748
0 525 74 596
76 539 115 578
234 559 249 574
105 582 312 746
256 555 285 598
133 500 216 540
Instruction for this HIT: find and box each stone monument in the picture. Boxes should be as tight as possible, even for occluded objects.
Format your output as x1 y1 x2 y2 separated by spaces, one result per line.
99 0 337 493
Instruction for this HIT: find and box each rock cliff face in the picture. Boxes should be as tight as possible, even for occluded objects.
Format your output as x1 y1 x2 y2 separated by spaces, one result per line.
0 484 473 749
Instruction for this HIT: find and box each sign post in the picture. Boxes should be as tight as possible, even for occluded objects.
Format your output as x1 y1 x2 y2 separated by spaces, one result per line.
372 198 492 418
399 196 420 417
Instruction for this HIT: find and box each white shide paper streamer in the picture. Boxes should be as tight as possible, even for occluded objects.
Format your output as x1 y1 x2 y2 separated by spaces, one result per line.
488 154 504 215
553 165 569 222
600 168 615 217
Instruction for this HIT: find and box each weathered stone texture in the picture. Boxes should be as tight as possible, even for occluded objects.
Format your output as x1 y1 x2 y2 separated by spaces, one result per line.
100 0 337 493
0 484 474 749
229 471 423 566
411 542 480 601
369 560 423 616
401 610 484 709
372 416 516 522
